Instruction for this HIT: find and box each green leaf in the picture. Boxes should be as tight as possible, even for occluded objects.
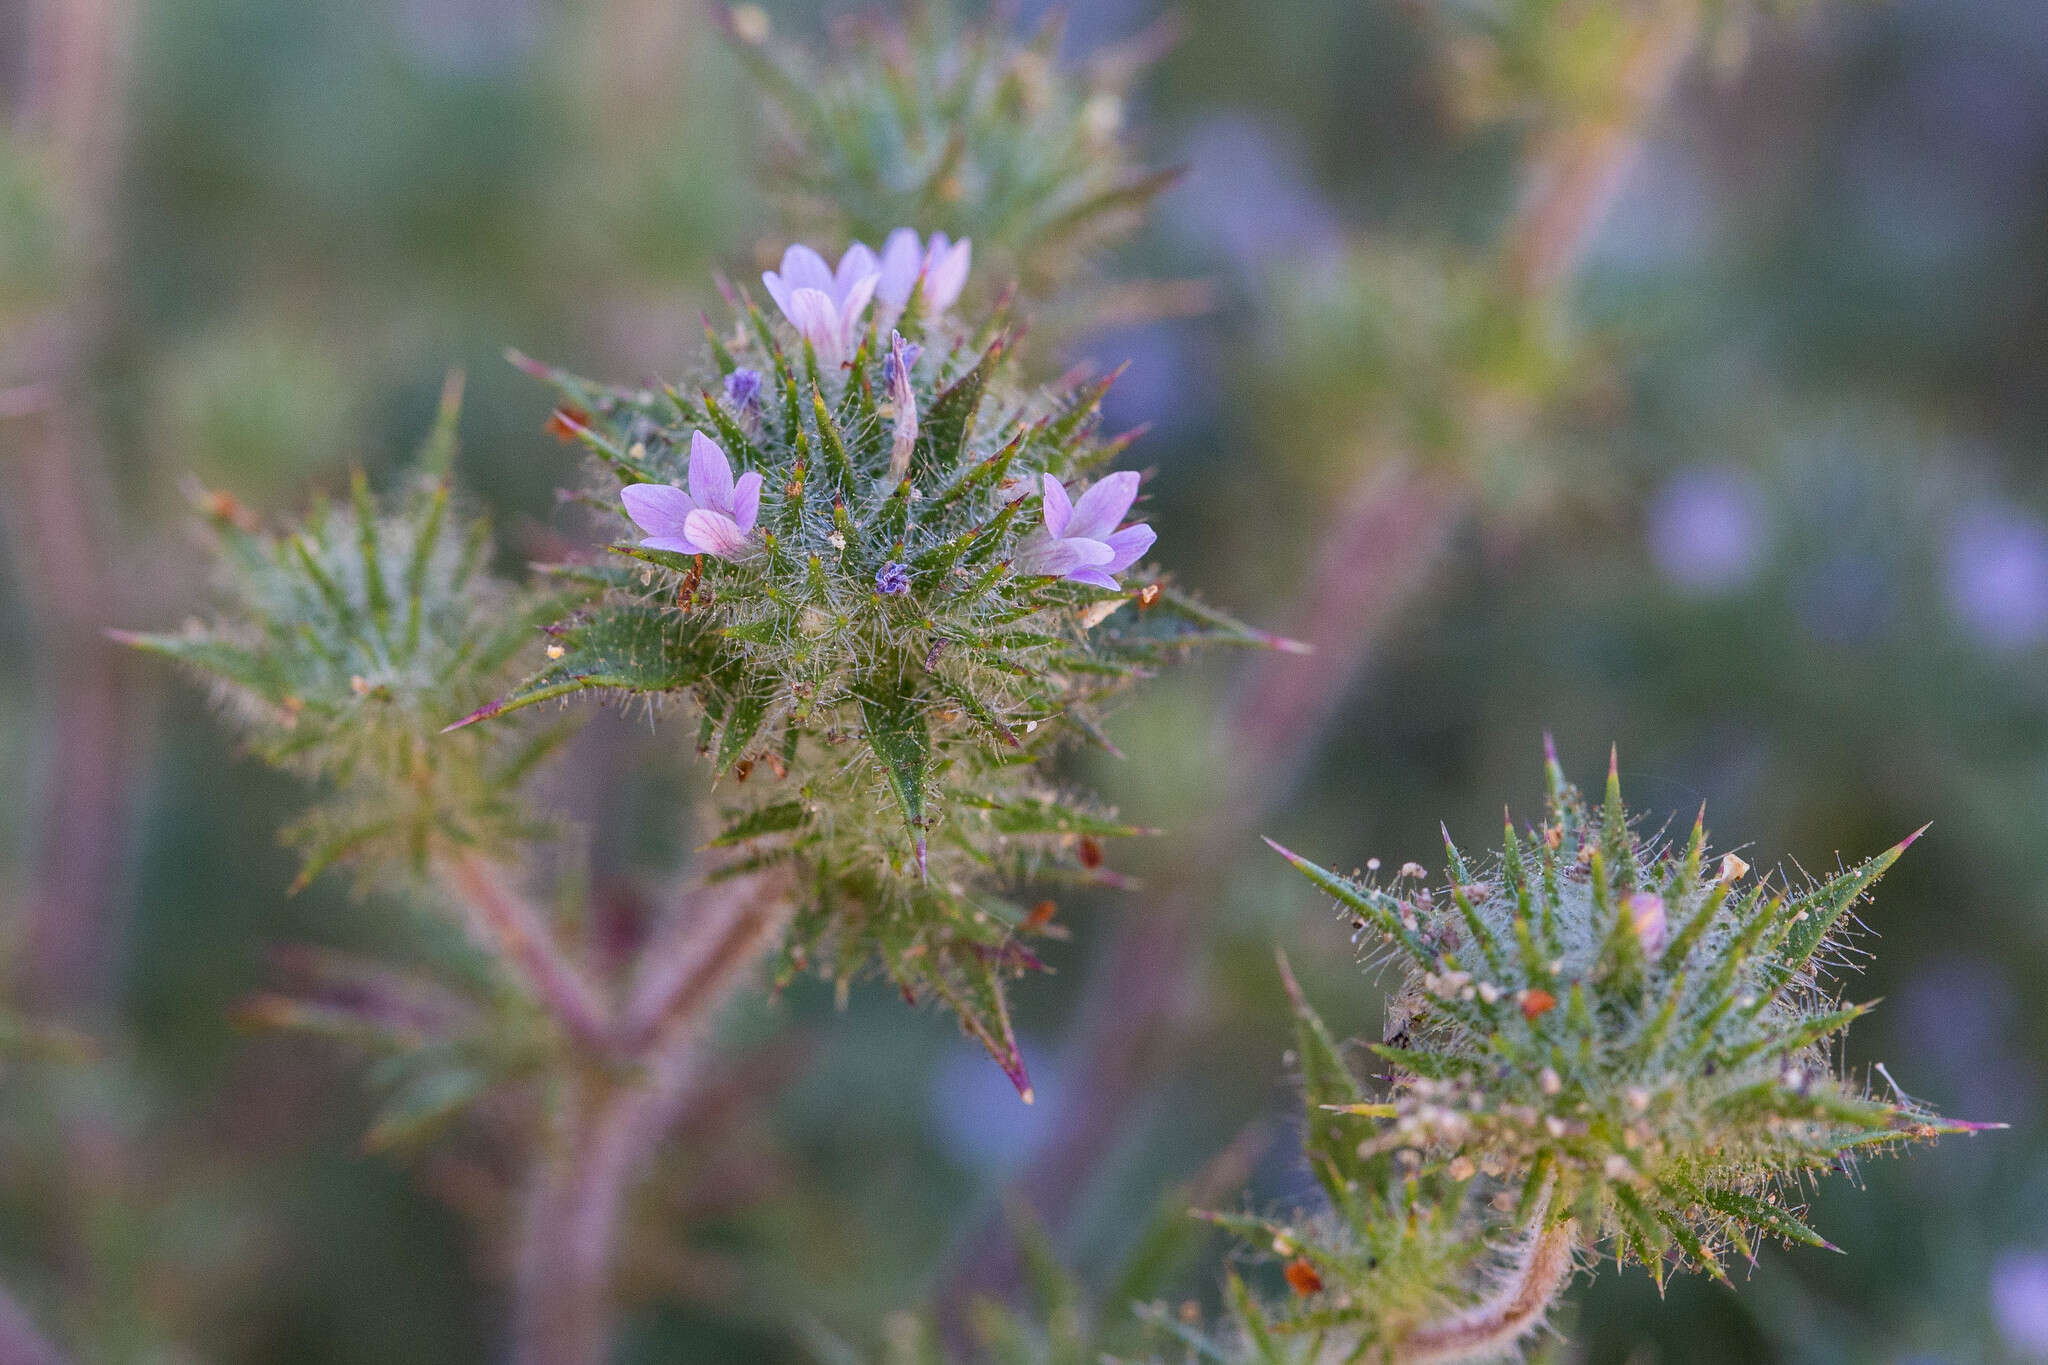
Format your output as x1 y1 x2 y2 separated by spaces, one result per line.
445 604 721 730
922 946 1031 1100
110 630 289 704
860 679 930 857
710 801 808 846
1266 839 1432 966
1095 585 1308 658
1691 1185 1839 1253
362 1066 490 1153
1276 950 1377 1215
717 686 772 774
1777 827 1926 974
915 335 1004 477
961 796 1154 839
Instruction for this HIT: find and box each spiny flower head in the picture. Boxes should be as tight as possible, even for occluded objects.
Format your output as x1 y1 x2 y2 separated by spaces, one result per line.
462 247 1281 1090
1268 741 1992 1288
118 382 588 888
722 2 1178 332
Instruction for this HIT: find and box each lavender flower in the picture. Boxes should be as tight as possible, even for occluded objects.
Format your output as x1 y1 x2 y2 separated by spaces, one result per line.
876 227 972 326
876 561 911 596
1993 1250 2048 1357
723 366 763 411
1015 472 1155 590
761 242 881 366
619 431 763 560
1945 498 2048 650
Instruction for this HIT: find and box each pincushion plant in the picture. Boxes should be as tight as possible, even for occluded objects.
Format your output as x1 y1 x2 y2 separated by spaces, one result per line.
1188 743 1993 1363
82 2 1993 1361
118 233 1281 1357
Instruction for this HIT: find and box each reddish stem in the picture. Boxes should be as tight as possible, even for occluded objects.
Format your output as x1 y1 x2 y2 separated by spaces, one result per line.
509 869 793 1365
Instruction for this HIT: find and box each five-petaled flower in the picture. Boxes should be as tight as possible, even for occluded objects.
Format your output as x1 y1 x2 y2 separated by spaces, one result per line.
762 243 881 367
876 228 972 327
619 431 763 560
1015 472 1156 589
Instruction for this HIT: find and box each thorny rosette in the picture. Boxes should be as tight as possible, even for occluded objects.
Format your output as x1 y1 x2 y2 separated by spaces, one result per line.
117 380 591 891
1231 742 1995 1361
721 1 1184 338
454 255 1288 1095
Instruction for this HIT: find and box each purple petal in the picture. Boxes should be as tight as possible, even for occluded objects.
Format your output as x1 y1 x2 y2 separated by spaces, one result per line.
785 288 843 364
1014 531 1077 576
761 270 792 317
620 482 696 538
1066 567 1120 590
877 228 923 306
1041 475 1074 538
777 244 835 295
926 237 971 312
1067 537 1116 567
1063 471 1140 542
683 508 751 558
837 272 880 355
641 534 706 556
730 470 763 533
1102 521 1156 573
836 242 879 298
687 431 735 513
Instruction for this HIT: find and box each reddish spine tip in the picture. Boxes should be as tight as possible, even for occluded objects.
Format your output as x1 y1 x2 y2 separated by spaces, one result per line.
1897 821 1933 851
440 702 499 733
1261 836 1300 863
1543 732 1560 765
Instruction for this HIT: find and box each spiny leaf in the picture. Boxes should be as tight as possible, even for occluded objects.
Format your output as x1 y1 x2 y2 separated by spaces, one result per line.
444 604 721 730
861 678 930 862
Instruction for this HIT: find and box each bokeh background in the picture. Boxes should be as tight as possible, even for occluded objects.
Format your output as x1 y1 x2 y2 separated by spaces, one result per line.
3 0 2048 1361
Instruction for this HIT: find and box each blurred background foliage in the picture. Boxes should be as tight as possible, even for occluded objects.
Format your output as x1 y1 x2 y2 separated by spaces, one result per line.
3 0 2048 1361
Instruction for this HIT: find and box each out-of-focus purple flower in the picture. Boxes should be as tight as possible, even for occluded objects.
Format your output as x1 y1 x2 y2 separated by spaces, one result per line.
1172 116 1342 281
724 367 762 412
619 431 763 559
927 1038 1063 1175
1900 958 2037 1119
886 331 919 480
762 242 881 367
1946 498 2048 650
875 562 911 596
1646 465 1770 594
1015 472 1155 590
876 228 972 325
1993 1250 2048 1358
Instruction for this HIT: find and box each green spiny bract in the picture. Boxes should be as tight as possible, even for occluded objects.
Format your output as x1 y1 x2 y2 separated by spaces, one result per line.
118 384 590 890
1168 955 1544 1365
466 296 1279 1094
723 1 1178 330
1267 743 1988 1299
